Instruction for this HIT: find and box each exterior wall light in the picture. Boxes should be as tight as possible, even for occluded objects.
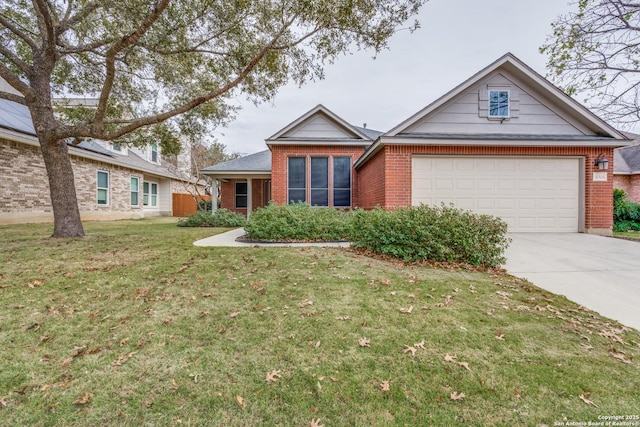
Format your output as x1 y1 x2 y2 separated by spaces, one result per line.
594 154 609 170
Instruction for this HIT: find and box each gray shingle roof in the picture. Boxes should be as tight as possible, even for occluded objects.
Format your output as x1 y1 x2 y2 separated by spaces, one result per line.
0 99 35 135
201 149 271 172
353 126 383 141
615 144 640 174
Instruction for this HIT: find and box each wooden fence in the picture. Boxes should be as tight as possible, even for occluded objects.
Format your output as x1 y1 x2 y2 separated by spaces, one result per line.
172 194 212 217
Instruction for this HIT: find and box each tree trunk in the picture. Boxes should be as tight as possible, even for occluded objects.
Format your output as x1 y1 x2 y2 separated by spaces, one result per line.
39 136 85 238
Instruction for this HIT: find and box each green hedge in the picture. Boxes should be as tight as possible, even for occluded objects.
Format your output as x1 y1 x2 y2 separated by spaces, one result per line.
349 205 509 267
613 189 640 232
244 202 352 242
177 209 247 228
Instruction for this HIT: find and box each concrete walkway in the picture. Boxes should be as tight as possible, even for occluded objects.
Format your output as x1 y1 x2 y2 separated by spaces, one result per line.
193 228 350 248
504 233 640 331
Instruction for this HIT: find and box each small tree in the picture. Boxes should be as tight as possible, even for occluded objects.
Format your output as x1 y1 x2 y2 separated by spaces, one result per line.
541 0 640 126
0 0 424 237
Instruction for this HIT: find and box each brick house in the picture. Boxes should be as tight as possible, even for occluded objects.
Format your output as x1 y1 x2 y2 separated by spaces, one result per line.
614 141 640 203
203 53 630 234
0 97 202 224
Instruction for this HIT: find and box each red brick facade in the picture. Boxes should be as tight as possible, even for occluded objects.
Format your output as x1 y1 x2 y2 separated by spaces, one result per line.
356 145 615 232
614 174 640 204
220 179 270 216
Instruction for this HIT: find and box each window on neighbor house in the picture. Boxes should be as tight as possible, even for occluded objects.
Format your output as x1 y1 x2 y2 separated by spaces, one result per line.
150 143 158 163
310 157 329 206
97 171 109 205
333 157 351 207
143 181 158 207
235 182 248 208
288 157 306 203
489 90 509 117
130 177 139 206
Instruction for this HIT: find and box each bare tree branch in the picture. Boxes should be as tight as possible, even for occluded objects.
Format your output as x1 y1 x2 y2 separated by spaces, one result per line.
0 13 38 51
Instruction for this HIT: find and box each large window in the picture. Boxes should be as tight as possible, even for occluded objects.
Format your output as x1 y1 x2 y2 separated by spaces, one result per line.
97 171 109 205
288 157 306 203
130 177 139 206
287 156 352 207
143 181 158 207
310 157 329 206
333 157 351 207
489 90 509 117
235 182 248 208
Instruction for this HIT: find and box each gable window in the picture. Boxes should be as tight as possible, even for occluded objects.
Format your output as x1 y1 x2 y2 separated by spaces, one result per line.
130 177 139 206
288 157 306 203
150 143 158 163
111 143 123 153
489 90 509 117
143 181 158 207
333 157 351 207
235 182 248 208
310 157 329 206
97 171 109 205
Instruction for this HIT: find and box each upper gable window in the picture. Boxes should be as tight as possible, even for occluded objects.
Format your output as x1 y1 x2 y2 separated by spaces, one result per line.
489 90 509 118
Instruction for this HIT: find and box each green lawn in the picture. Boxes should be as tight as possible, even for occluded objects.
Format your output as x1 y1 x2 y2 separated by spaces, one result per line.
1 219 638 426
614 230 640 240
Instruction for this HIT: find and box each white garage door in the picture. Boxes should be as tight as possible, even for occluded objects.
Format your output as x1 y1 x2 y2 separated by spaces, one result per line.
412 156 580 232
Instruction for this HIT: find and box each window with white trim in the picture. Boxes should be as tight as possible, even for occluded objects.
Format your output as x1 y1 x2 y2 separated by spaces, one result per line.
130 177 139 206
150 143 159 163
235 182 247 208
143 181 158 207
488 90 509 118
97 171 109 205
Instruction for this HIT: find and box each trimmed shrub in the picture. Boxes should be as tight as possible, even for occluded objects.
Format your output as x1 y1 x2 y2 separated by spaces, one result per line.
350 205 510 267
244 202 352 241
177 209 247 228
613 189 640 231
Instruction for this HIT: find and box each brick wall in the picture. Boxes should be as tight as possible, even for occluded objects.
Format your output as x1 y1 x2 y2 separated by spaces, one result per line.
0 137 187 223
270 145 366 206
614 174 640 203
356 144 615 232
220 179 268 216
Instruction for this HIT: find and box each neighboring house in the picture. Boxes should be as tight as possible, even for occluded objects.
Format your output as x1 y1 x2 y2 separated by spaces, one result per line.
0 97 202 224
203 53 630 234
614 138 640 203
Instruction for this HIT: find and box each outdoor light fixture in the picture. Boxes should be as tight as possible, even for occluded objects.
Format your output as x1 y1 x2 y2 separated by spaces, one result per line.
594 154 609 170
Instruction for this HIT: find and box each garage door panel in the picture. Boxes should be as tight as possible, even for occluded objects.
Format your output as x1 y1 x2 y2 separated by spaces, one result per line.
412 156 580 232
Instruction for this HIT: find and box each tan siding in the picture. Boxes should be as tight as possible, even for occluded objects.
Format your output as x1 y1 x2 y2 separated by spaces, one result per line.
403 73 586 136
283 115 355 139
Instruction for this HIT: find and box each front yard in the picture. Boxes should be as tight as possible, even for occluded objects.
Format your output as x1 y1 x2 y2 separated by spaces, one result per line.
1 219 638 426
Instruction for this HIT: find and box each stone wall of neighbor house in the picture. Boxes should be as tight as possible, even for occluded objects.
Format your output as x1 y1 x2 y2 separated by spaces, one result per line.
614 174 640 204
0 137 180 224
356 144 615 233
270 145 366 207
220 179 268 216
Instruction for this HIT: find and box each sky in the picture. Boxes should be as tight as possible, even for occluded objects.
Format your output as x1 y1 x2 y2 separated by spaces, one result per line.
214 0 575 155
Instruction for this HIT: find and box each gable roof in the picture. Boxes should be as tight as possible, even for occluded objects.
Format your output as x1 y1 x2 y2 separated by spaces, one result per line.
266 104 378 145
355 53 629 168
386 53 626 139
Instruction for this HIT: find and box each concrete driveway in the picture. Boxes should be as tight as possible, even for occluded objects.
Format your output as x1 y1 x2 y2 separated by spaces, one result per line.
504 233 640 331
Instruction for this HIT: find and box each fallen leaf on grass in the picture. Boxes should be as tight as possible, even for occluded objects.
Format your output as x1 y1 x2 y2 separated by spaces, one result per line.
414 340 425 350
297 299 313 308
310 419 324 427
450 391 465 401
61 357 73 367
112 350 138 366
229 312 239 318
236 395 244 409
458 362 471 371
0 396 8 407
399 305 413 314
335 316 351 321
579 392 598 407
610 351 632 364
403 346 417 357
73 392 94 405
495 329 505 340
444 354 456 363
119 337 130 347
380 381 390 392
265 370 281 383
358 338 370 347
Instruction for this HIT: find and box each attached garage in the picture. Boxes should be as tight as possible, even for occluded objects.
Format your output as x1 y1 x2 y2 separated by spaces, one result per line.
412 156 582 232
